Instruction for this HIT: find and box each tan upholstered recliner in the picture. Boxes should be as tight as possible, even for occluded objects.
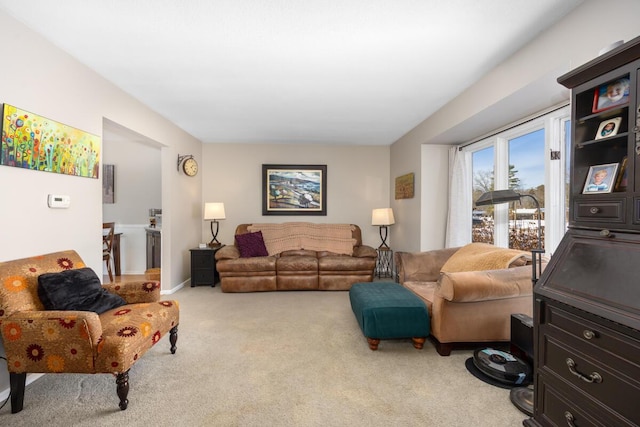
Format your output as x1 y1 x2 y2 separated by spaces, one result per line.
395 243 542 356
0 250 179 413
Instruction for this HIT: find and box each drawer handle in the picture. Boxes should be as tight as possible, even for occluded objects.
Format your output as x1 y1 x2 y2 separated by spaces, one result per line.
589 207 599 214
566 358 602 383
582 329 596 340
564 411 576 427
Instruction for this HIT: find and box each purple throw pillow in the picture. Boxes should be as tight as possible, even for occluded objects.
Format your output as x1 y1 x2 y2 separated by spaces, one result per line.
235 231 269 258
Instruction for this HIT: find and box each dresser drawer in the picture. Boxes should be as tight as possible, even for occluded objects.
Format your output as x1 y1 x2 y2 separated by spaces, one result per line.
540 335 640 424
537 376 633 427
192 251 215 268
573 199 625 223
193 269 215 283
545 304 640 368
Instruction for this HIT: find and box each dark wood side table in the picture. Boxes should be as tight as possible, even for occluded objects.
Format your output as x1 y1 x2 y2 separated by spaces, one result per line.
190 246 223 287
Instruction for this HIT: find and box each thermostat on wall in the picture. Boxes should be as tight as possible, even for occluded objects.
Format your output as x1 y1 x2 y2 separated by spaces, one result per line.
47 194 70 209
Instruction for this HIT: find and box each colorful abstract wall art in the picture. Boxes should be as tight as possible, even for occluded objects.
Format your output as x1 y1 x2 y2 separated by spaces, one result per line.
1 103 101 178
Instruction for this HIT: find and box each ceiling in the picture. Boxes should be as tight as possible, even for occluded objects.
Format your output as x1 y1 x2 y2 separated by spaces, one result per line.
0 0 582 145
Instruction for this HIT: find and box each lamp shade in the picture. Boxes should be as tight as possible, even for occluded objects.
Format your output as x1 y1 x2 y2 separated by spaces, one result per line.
475 190 522 206
204 202 226 220
372 208 395 226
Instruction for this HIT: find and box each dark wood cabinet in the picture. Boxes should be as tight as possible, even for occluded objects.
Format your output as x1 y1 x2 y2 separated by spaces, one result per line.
190 247 222 287
146 228 161 270
525 37 640 426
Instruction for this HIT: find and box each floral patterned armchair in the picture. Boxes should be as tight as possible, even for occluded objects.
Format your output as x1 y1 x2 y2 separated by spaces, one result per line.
0 250 179 413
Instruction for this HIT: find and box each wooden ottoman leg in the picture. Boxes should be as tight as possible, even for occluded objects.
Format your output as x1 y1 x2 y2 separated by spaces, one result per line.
412 337 426 349
367 337 380 351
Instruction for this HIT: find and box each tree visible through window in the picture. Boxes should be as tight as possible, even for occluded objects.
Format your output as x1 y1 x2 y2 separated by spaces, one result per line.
471 129 545 251
464 106 570 254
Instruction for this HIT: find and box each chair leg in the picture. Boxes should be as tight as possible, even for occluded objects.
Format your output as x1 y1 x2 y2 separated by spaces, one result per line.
10 372 26 413
116 370 129 410
106 257 114 282
170 325 178 354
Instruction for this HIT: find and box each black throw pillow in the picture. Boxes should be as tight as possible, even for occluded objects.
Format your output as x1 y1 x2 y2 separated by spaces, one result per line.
38 267 127 314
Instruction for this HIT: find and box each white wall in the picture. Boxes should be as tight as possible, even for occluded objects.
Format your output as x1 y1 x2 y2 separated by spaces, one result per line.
201 143 390 249
420 145 449 250
0 10 203 395
390 0 640 252
102 129 161 225
102 126 162 274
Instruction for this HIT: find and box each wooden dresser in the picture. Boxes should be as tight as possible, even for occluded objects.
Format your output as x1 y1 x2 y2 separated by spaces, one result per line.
525 37 640 426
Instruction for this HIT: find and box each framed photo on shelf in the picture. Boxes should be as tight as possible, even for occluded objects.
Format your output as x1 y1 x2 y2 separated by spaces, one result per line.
592 77 630 113
582 162 619 194
595 117 622 140
614 157 628 191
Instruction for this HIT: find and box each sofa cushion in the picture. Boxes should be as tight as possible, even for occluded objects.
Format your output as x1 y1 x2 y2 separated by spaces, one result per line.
440 243 529 273
277 256 318 273
38 267 127 314
235 231 269 258
438 266 534 302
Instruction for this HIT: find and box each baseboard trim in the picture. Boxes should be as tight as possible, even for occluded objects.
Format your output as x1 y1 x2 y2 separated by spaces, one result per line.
161 281 185 295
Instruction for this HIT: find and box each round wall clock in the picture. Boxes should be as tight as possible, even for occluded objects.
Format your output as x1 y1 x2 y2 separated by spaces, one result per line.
182 157 198 177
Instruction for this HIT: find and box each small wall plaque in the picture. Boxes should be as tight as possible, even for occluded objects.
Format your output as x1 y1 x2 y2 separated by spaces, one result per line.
395 173 414 199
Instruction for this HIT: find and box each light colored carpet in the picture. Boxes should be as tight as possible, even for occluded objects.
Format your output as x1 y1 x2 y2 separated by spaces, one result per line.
0 285 529 426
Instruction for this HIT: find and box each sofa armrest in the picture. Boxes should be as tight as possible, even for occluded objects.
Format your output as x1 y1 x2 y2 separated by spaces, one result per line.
353 245 377 258
395 247 460 284
103 281 160 303
437 265 535 303
216 245 240 260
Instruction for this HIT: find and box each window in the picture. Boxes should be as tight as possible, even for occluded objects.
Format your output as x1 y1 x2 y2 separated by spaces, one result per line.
466 106 570 254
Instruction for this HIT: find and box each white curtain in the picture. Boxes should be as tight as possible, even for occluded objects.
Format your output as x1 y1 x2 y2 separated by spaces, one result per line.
445 146 472 247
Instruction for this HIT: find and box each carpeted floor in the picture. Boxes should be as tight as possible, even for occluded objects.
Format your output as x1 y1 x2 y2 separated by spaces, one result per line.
0 285 529 426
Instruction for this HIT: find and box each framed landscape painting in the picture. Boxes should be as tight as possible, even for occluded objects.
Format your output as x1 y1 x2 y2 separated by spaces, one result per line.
262 164 327 215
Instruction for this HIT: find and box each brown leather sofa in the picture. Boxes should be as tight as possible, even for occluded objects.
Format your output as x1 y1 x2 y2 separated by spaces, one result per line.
216 223 377 292
395 243 542 356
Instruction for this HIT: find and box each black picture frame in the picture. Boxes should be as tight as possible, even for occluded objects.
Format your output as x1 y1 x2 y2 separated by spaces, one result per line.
262 164 327 216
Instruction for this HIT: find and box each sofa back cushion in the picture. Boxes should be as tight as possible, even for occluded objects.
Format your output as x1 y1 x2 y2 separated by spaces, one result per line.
240 223 357 256
236 223 364 246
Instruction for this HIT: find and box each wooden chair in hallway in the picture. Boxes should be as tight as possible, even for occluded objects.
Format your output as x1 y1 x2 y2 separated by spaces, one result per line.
103 222 115 282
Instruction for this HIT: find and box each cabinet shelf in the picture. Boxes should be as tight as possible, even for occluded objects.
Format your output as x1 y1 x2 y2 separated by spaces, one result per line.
576 131 628 148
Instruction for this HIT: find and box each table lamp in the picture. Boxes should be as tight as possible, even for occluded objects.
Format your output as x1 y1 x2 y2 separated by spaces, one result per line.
204 202 226 247
372 208 395 249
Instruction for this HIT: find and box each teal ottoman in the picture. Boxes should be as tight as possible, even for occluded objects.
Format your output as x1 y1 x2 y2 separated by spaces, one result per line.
349 282 430 350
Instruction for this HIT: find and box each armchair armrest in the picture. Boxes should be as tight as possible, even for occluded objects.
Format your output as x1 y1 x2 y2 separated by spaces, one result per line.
1 310 103 368
437 265 534 303
395 247 460 284
103 281 160 303
216 245 240 260
353 245 377 258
